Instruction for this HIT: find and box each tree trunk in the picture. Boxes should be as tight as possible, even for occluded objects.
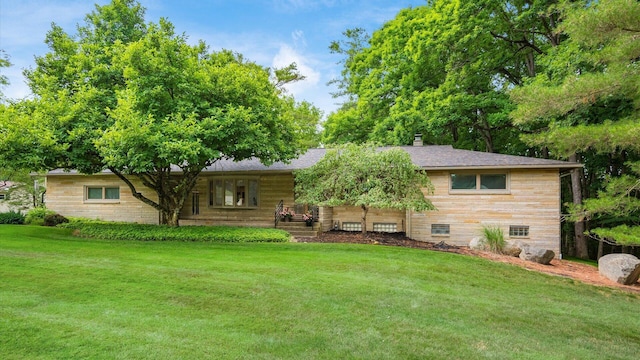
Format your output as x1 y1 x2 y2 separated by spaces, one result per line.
570 154 589 259
597 239 604 260
162 208 181 227
110 167 199 227
361 205 368 237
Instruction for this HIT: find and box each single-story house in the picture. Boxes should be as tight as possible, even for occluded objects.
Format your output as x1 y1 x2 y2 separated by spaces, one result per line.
45 141 581 256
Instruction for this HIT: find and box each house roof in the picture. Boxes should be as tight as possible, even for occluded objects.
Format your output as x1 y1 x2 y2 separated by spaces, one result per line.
46 145 581 176
201 145 581 173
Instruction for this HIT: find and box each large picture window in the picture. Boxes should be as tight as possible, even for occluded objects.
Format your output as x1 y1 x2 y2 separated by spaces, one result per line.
450 173 508 193
209 178 259 208
85 186 120 201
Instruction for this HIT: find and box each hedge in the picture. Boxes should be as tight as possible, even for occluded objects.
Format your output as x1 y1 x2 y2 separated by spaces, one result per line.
60 219 291 243
0 211 25 225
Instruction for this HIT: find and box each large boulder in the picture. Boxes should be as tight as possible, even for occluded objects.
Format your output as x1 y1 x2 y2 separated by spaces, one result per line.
519 246 555 265
598 254 640 285
469 237 487 251
503 240 525 257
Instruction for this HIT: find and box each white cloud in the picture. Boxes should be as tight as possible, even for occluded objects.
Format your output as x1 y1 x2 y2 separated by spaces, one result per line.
272 43 320 95
291 30 307 48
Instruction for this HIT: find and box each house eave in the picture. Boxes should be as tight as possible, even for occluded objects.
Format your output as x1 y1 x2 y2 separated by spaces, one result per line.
422 164 583 171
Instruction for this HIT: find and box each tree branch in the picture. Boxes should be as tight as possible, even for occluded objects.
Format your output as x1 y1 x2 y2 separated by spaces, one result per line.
109 167 162 211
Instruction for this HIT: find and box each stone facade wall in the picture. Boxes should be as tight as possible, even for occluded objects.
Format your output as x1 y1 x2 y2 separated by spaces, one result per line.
45 174 159 224
407 169 561 255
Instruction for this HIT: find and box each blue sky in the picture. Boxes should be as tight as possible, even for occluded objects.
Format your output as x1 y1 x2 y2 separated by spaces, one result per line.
1 0 426 117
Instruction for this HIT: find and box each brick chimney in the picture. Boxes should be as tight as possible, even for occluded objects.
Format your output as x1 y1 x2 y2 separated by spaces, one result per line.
413 133 423 147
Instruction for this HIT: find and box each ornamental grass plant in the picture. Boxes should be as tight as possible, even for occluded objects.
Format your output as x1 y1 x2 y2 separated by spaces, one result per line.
481 225 506 253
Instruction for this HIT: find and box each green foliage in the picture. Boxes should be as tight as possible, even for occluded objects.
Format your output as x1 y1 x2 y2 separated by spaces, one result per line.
511 0 640 246
0 1 302 226
24 207 56 226
481 225 506 254
295 143 435 234
0 50 10 101
0 210 25 224
324 0 561 152
43 213 69 227
296 144 434 210
281 97 322 150
60 220 290 243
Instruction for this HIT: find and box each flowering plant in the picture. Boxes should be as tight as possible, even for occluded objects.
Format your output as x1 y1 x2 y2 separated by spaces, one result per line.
302 212 313 221
279 208 294 219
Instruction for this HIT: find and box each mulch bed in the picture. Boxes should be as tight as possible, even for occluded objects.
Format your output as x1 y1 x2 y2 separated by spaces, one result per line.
296 230 469 253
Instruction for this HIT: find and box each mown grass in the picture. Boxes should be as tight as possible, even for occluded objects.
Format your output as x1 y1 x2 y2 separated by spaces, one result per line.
1 225 639 359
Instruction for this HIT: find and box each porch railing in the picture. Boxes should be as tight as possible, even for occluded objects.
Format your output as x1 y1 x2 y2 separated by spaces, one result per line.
274 200 283 228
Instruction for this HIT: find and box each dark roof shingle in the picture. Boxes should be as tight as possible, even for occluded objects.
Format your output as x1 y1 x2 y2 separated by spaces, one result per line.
201 145 580 173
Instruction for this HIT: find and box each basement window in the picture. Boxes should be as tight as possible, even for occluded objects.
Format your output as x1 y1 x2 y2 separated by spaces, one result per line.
373 223 397 233
431 224 450 236
509 225 529 237
342 222 362 232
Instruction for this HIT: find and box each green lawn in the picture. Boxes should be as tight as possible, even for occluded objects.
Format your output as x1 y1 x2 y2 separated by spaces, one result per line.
1 225 638 359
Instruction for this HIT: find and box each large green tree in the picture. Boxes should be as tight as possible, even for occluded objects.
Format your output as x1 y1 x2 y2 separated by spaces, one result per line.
324 0 563 153
294 144 436 236
0 0 303 225
511 0 640 248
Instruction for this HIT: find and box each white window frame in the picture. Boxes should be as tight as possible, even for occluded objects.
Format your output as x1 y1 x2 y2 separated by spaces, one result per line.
449 171 510 194
0 193 5 200
208 177 259 209
84 185 120 203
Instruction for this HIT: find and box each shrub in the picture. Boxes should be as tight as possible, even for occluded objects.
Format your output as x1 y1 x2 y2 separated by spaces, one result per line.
43 213 70 227
481 225 506 254
24 207 57 226
61 219 290 243
0 210 25 225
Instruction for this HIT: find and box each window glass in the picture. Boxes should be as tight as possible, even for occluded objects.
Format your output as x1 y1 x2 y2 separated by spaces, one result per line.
373 223 397 233
224 180 234 206
209 178 259 208
248 180 258 206
236 180 245 206
87 187 103 199
192 192 200 215
104 187 120 199
214 180 223 206
342 222 362 232
509 225 529 237
431 224 450 235
451 174 476 190
481 174 507 190
0 194 5 200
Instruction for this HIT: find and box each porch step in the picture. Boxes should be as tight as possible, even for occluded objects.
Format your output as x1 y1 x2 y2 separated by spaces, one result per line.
277 221 320 238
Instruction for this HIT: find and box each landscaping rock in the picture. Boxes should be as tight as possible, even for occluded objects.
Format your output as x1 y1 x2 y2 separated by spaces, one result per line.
469 237 487 251
519 246 555 265
503 240 524 257
598 254 640 285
